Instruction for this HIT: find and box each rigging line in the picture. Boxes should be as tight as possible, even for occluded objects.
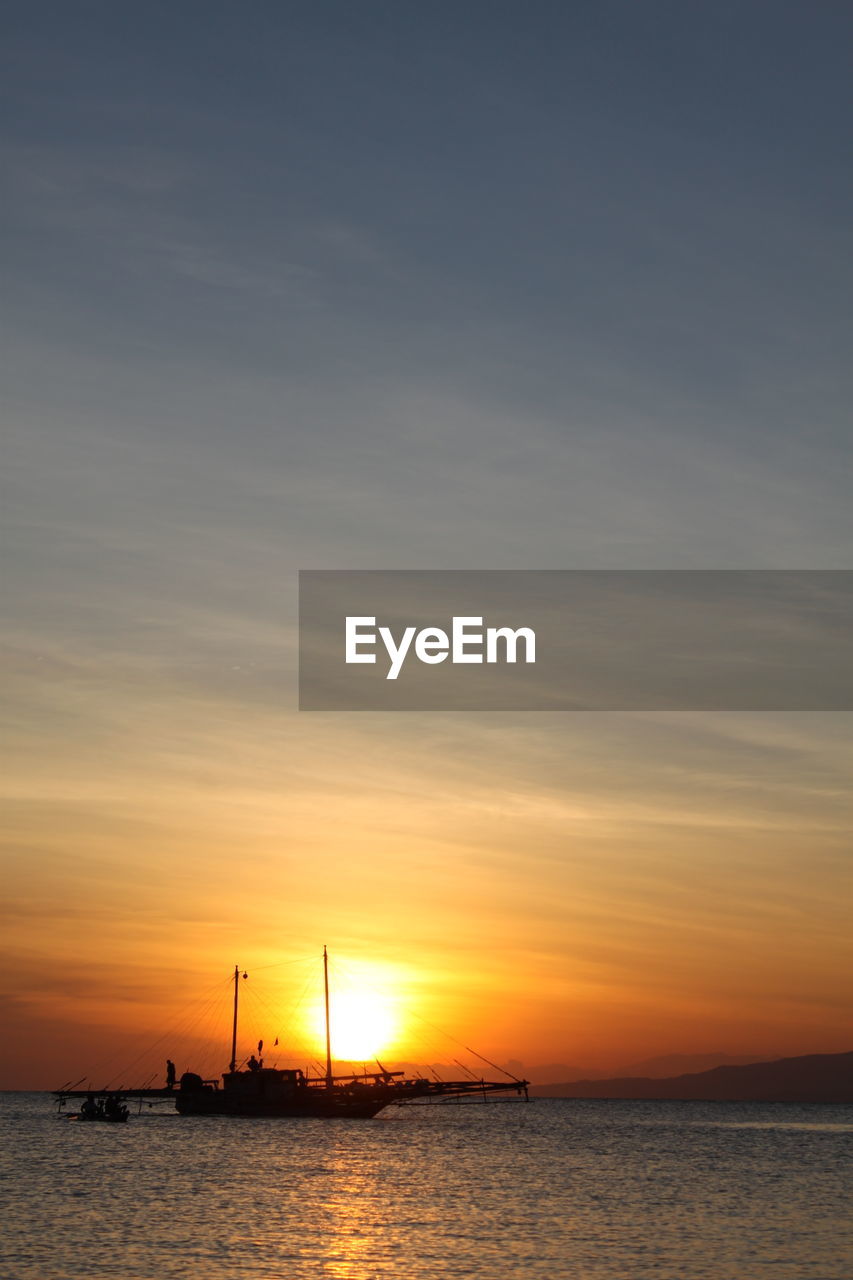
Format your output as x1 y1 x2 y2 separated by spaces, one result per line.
102 982 235 1087
264 969 318 1055
227 965 323 1067
282 970 317 1025
108 984 230 1066
453 1058 481 1081
325 954 368 987
238 989 283 1056
463 1046 524 1084
71 973 234 1085
239 973 307 1048
403 1007 522 1082
241 974 297 1024
182 994 235 1076
239 956 318 972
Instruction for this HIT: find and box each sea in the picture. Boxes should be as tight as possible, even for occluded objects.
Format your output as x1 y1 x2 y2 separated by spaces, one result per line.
2 1093 850 1279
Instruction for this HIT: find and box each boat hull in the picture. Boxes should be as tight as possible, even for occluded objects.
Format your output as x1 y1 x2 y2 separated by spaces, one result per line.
175 1092 390 1119
175 1067 407 1119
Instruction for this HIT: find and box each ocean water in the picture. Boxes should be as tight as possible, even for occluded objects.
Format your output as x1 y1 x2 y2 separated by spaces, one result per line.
1 1093 850 1279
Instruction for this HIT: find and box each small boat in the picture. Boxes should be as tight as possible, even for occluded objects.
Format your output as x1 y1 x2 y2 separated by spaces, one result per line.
56 948 529 1120
74 1095 130 1123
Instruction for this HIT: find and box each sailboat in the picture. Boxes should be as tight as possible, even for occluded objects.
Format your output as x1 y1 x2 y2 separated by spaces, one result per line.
175 948 528 1118
55 948 529 1119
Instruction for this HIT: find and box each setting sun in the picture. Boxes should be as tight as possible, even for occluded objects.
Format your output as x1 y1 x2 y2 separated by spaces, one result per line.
306 990 397 1063
335 992 394 1062
295 954 405 1064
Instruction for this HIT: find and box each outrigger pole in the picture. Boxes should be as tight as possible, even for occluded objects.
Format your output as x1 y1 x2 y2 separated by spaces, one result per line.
323 945 333 1089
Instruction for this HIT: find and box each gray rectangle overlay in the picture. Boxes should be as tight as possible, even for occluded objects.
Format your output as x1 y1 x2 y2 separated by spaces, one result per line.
299 571 853 710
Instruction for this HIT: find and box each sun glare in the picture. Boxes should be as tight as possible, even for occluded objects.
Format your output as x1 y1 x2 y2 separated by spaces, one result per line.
306 984 399 1063
332 992 395 1061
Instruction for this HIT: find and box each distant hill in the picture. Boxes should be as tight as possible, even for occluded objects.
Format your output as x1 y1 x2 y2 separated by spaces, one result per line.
611 1052 772 1079
522 1054 770 1086
526 1063 607 1083
530 1051 853 1103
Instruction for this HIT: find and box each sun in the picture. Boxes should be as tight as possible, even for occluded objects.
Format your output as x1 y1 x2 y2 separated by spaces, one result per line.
307 990 397 1063
333 992 395 1061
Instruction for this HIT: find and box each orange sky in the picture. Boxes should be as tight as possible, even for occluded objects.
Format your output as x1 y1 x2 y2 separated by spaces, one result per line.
3 686 851 1090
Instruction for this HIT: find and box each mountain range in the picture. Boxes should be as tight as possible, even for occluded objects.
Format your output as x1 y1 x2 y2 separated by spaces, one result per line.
529 1050 853 1103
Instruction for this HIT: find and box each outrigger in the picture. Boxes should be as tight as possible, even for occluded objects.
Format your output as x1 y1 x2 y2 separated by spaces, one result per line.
55 948 529 1119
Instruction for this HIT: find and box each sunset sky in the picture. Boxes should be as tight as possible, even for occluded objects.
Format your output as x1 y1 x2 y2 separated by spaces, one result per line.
3 3 852 1089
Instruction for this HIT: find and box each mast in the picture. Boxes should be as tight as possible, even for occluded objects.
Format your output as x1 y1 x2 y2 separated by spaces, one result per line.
229 964 240 1073
323 945 333 1089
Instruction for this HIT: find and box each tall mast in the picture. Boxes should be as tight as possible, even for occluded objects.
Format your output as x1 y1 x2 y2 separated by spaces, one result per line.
229 964 240 1072
323 945 333 1089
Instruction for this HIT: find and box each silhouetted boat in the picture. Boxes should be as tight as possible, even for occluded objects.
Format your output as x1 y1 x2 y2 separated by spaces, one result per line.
176 949 527 1117
71 1095 130 1122
56 948 529 1120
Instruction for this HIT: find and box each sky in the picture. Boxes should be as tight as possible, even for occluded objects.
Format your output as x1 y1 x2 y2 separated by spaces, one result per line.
2 2 852 1089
